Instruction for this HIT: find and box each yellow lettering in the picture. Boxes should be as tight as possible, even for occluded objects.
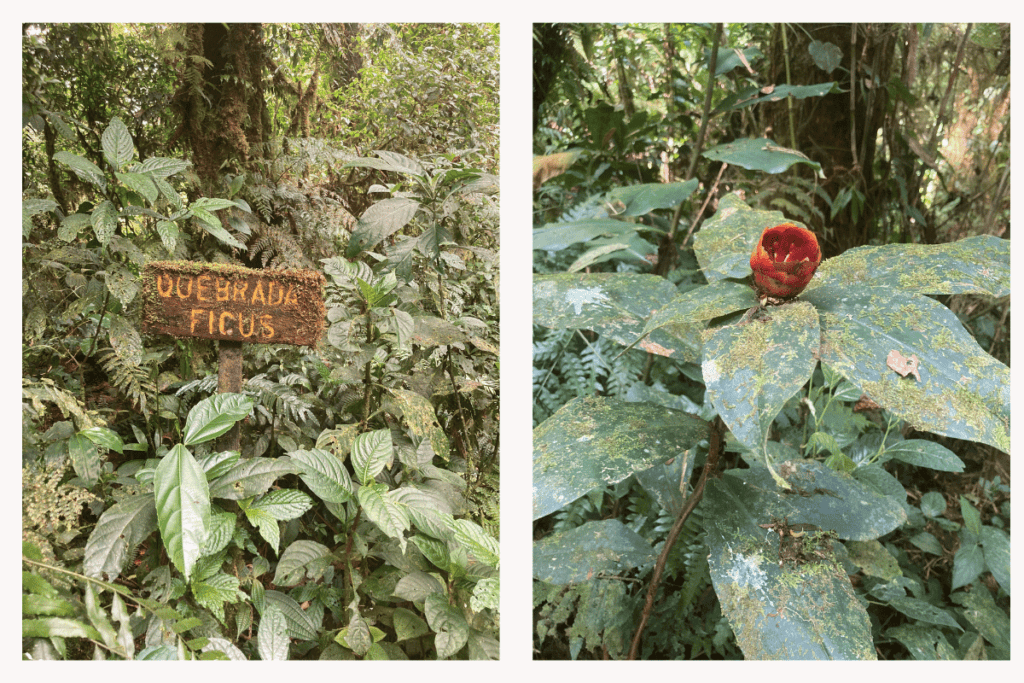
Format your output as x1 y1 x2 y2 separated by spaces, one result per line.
157 274 173 298
251 280 266 305
268 281 284 306
176 276 193 299
284 284 298 306
239 314 257 338
190 309 206 334
260 314 274 339
216 278 230 301
219 311 235 336
196 275 211 302
233 280 248 302
208 310 215 335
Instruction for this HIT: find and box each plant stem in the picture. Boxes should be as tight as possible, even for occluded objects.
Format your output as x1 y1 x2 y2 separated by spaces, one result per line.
781 25 797 149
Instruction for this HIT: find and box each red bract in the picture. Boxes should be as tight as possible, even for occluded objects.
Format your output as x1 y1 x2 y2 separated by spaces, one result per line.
749 224 822 298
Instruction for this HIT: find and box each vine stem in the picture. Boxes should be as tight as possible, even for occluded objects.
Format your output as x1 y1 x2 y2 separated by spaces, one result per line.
627 416 724 660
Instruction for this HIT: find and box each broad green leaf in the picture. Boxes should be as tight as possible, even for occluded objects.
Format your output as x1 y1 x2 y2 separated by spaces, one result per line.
58 213 91 242
844 540 902 580
84 583 118 650
393 571 444 602
251 489 313 521
191 197 243 212
23 617 102 640
451 519 499 568
273 540 333 587
713 82 838 113
115 171 159 205
67 433 101 486
411 534 450 571
345 615 373 656
357 483 410 551
91 199 118 245
152 176 184 212
346 197 420 257
105 261 140 308
154 444 210 582
534 218 643 251
567 234 657 272
809 235 1009 298
202 637 246 661
470 576 499 613
156 220 179 252
288 448 353 503
192 572 241 622
256 605 289 661
393 607 430 642
920 491 947 517
343 150 425 176
910 532 944 556
693 193 804 283
133 156 190 178
702 301 819 482
242 504 281 553
951 541 985 590
704 473 877 660
979 525 1010 594
533 519 657 584
201 511 236 555
208 457 299 500
703 137 822 175
84 493 157 581
606 179 699 217
887 596 963 631
952 589 1010 651
960 495 982 536
351 428 393 485
194 213 245 250
533 396 710 519
804 285 1010 454
54 151 107 190
642 279 757 337
388 389 446 458
263 590 319 641
424 593 469 659
108 312 142 366
809 41 843 72
395 486 456 540
712 45 764 76
183 393 254 446
883 439 964 472
533 273 702 360
101 117 134 169
886 624 956 660
23 593 76 617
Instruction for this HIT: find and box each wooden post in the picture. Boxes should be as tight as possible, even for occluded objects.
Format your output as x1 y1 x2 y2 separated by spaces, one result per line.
217 340 244 453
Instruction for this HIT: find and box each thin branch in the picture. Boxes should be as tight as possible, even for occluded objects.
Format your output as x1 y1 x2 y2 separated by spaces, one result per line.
628 417 724 660
685 24 723 182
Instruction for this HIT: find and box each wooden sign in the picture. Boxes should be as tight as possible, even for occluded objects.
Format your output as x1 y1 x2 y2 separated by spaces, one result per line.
142 261 325 347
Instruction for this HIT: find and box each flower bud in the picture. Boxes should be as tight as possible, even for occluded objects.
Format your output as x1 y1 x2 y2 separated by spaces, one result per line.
749 224 822 298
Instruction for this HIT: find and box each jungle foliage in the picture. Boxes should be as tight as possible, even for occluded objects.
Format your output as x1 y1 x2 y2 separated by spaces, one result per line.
533 23 1009 660
23 22 499 660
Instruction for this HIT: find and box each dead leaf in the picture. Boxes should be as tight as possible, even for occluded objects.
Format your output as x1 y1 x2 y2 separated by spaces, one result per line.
886 349 921 381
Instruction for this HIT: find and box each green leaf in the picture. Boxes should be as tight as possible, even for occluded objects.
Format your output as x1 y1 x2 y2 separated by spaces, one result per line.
288 448 353 503
83 493 157 581
23 617 101 640
343 150 425 176
273 540 333 587
91 199 118 245
101 117 134 169
351 428 393 485
344 615 373 656
883 439 964 472
920 491 947 517
959 495 983 536
533 218 638 251
251 489 313 521
951 541 985 590
844 540 902 580
704 473 877 660
909 532 944 556
54 151 107 190
263 590 319 641
115 171 159 205
242 504 281 553
809 41 843 73
182 393 254 446
191 197 244 212
194 213 245 250
642 279 757 337
979 525 1010 594
78 426 124 454
393 571 444 602
887 596 963 631
156 220 179 252
451 519 499 568
951 589 1010 651
805 285 1010 454
424 593 469 659
703 137 822 175
57 213 91 242
810 235 1009 298
208 457 299 500
532 396 710 519
533 519 657 584
357 482 410 551
693 193 802 283
67 433 101 486
108 312 142 366
133 156 190 178
606 179 699 217
393 607 430 642
192 572 241 622
703 301 819 482
105 261 140 308
534 273 702 361
713 82 839 113
154 444 211 582
346 197 420 257
256 605 289 661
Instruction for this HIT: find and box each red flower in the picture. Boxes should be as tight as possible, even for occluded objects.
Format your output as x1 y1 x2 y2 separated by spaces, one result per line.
749 224 821 298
